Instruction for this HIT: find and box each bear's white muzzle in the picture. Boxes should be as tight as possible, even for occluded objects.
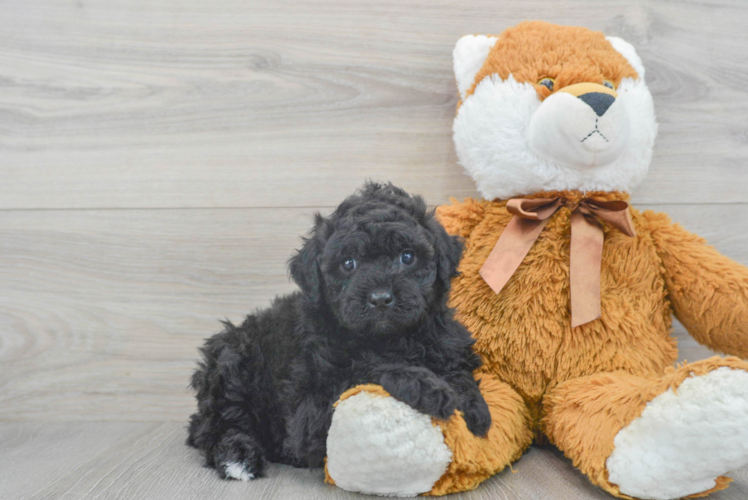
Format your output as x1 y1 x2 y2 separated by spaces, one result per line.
528 85 631 170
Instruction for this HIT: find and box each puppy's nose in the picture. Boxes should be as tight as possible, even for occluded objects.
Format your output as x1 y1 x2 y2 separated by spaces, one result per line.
368 289 394 309
578 92 616 117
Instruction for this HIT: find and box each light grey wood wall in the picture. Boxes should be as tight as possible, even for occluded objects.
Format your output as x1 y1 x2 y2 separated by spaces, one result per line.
3 1 748 498
1 0 747 424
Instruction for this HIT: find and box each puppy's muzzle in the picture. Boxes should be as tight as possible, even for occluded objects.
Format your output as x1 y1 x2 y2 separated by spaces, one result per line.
368 289 394 310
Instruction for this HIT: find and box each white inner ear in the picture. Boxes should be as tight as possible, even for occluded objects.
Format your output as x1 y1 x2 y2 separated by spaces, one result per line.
606 36 645 80
453 35 498 100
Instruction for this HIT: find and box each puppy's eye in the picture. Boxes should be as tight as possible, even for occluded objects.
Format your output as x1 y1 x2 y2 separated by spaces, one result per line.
400 250 416 266
538 77 554 91
341 257 357 273
603 79 616 90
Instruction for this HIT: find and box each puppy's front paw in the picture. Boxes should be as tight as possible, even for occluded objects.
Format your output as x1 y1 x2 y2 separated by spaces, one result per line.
381 369 458 420
416 377 459 420
213 431 264 481
462 397 492 437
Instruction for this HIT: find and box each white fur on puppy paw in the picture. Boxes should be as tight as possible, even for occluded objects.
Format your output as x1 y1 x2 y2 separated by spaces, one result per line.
606 367 748 500
223 461 255 481
326 391 452 497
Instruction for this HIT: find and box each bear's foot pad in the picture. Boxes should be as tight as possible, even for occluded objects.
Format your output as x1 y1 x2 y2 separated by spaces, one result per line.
326 390 452 497
607 367 748 500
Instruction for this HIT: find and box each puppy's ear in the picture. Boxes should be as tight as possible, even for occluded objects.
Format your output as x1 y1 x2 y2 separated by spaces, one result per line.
289 213 329 302
426 214 464 293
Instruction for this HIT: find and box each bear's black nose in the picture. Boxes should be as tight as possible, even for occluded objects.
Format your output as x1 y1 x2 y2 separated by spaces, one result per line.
578 92 615 117
368 289 394 309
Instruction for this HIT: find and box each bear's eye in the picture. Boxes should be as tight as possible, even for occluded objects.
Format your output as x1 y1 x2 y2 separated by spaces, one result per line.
538 77 555 91
603 79 616 90
341 257 357 273
400 250 416 266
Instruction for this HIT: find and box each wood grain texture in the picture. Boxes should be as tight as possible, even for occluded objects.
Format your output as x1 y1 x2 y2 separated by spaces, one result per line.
1 204 745 422
1 422 745 500
2 0 748 498
1 0 747 209
0 208 307 421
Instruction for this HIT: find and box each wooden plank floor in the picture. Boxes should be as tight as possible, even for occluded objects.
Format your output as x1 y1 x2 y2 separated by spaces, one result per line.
2 422 746 500
2 0 748 498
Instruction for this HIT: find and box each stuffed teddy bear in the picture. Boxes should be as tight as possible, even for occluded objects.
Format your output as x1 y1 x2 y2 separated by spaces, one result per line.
323 21 748 500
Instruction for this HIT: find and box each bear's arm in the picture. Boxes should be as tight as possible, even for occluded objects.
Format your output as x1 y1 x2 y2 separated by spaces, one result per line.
435 197 488 239
642 209 748 359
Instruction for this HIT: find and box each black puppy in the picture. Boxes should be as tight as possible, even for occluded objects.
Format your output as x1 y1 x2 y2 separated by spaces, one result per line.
187 182 491 481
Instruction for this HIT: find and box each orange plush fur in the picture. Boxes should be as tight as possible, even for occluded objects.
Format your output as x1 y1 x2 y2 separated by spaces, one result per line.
435 191 748 496
463 22 639 104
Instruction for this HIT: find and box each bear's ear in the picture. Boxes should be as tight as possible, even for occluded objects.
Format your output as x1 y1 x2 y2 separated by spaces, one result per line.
606 36 645 80
453 34 499 101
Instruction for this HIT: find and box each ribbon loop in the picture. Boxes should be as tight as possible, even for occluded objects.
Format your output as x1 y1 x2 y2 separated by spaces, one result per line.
579 199 636 237
506 197 564 220
479 196 636 328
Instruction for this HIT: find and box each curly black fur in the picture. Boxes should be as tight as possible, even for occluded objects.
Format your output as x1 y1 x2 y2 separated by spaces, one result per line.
187 182 491 480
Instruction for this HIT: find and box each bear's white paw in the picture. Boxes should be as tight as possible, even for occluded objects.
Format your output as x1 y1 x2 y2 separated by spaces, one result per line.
326 391 452 497
223 461 256 481
606 367 748 500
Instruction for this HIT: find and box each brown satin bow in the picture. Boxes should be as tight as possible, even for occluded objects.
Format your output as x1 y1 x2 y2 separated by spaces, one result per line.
479 197 636 328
